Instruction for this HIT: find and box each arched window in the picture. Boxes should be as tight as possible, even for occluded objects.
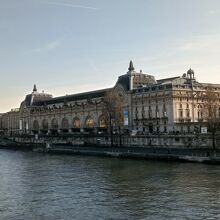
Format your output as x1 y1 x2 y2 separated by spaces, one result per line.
85 116 94 128
33 120 39 131
99 115 107 128
73 117 80 128
51 118 58 129
42 119 48 130
61 117 69 129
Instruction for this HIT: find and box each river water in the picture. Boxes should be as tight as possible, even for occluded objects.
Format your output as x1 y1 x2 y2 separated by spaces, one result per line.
0 149 219 220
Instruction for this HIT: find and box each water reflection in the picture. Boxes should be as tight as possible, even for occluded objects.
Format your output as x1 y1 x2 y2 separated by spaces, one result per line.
0 149 219 219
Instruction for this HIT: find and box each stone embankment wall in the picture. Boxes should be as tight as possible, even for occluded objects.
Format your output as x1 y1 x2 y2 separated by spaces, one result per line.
11 134 220 149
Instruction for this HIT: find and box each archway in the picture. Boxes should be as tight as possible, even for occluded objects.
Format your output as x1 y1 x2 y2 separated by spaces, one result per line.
85 116 94 128
85 116 94 132
61 117 69 133
32 120 39 134
72 117 80 132
98 115 108 133
41 119 49 134
51 118 58 134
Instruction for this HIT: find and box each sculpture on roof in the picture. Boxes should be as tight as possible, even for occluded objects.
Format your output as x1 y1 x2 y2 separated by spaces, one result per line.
128 60 135 72
33 84 37 92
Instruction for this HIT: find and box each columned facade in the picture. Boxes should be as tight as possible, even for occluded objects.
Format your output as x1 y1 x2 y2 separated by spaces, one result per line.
1 62 220 136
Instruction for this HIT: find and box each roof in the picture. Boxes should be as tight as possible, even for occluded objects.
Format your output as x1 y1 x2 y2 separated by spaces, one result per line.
116 75 130 91
157 76 180 84
24 94 32 106
34 88 110 106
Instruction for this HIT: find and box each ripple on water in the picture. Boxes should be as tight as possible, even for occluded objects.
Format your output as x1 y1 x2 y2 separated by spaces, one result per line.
0 149 220 220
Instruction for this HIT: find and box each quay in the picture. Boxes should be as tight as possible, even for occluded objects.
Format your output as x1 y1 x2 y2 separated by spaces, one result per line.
1 135 220 164
44 144 220 164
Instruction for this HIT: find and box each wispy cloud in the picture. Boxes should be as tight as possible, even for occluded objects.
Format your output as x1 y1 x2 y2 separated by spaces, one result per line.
147 34 220 80
41 1 99 10
178 34 220 52
207 10 219 15
31 40 60 53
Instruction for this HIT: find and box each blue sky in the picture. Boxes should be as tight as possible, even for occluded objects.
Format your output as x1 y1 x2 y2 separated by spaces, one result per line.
1 0 220 112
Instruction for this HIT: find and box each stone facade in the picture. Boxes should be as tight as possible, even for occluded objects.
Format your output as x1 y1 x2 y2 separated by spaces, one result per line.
1 109 19 135
0 113 3 134
1 61 220 136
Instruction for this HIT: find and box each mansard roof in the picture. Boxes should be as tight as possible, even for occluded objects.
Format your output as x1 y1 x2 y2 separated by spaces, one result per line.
116 75 130 91
200 83 220 88
24 94 32 106
33 88 110 106
157 76 180 84
22 92 53 107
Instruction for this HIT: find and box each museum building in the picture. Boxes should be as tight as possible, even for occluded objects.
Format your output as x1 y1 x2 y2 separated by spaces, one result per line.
1 61 220 135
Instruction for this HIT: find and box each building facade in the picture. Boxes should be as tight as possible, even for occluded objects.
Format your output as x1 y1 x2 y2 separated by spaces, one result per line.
1 61 220 136
0 113 3 135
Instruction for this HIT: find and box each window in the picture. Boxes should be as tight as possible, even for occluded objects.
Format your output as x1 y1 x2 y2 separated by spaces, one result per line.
73 118 80 128
186 110 190 118
86 116 94 128
99 119 107 128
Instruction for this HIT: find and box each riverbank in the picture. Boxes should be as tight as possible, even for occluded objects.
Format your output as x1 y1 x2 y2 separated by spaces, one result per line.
44 144 220 164
1 137 220 164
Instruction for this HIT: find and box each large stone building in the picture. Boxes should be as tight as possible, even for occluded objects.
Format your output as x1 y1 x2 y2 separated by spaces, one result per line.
1 61 220 136
0 113 3 135
1 108 20 135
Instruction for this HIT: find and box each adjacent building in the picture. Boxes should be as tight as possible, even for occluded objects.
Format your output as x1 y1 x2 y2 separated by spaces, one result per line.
1 61 220 136
0 113 3 135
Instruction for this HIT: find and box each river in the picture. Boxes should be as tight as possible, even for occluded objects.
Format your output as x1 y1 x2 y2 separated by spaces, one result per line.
0 149 219 220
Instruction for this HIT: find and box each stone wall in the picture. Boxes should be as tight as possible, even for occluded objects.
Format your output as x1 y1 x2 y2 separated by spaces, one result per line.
13 134 219 150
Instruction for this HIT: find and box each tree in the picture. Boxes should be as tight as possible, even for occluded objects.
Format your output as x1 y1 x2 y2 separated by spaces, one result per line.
102 89 124 147
203 86 220 150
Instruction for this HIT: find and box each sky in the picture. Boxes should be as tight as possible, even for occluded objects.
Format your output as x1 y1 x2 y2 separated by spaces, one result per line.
0 0 220 112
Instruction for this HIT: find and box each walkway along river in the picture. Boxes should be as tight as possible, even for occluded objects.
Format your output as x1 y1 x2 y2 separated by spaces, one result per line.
1 135 220 164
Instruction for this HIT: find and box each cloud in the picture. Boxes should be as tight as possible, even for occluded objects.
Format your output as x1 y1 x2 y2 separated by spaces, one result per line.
149 34 220 81
208 10 219 15
40 1 99 10
31 40 60 53
178 34 220 52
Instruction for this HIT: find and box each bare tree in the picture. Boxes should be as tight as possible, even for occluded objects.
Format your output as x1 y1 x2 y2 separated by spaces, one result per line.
203 86 220 150
102 89 124 147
